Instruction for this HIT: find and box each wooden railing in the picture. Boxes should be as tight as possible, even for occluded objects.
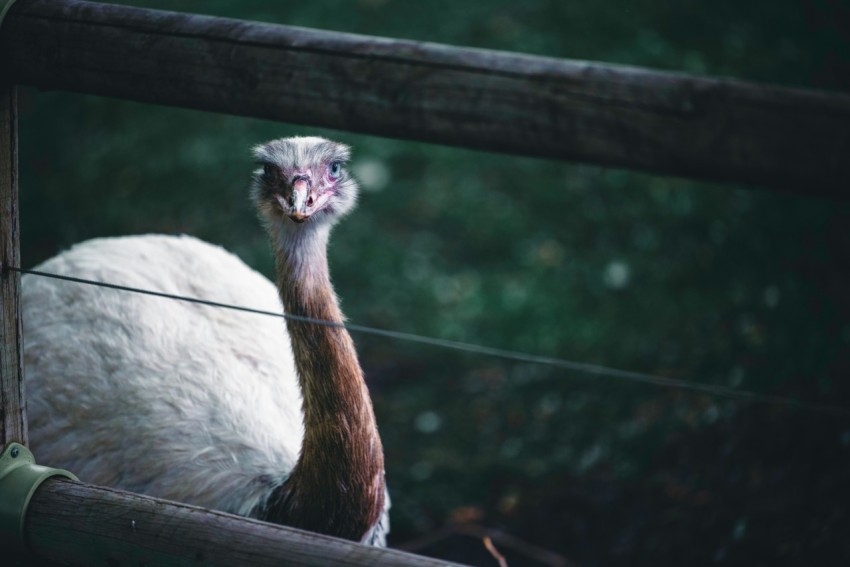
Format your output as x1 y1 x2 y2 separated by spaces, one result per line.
1 0 848 565
4 0 850 198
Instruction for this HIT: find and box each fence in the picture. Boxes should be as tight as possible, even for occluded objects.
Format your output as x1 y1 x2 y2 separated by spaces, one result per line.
1 0 849 565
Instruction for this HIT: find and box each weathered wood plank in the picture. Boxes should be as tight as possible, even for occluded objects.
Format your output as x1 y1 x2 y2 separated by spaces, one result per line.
0 82 26 448
2 0 848 197
25 478 462 566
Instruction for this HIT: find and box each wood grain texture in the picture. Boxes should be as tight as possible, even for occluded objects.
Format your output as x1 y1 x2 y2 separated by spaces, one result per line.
26 478 462 566
0 82 26 447
2 0 848 197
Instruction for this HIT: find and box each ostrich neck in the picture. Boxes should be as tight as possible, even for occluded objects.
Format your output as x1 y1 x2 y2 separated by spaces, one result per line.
264 224 385 542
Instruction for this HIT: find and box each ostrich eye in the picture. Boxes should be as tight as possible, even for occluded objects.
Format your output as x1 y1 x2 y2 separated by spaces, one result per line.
263 163 279 183
329 161 342 179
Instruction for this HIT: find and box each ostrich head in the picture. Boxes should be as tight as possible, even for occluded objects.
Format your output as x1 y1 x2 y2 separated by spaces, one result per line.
252 136 359 228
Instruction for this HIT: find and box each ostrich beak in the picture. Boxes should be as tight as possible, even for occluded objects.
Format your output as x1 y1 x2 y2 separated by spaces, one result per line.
288 177 313 223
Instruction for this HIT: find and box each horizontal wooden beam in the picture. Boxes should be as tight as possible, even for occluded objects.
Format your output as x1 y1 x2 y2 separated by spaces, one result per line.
24 478 461 566
2 0 849 197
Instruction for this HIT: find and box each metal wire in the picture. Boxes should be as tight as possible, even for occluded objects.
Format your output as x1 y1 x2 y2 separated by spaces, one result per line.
8 264 850 418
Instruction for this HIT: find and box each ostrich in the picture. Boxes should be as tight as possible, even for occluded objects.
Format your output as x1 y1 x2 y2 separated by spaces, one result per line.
23 136 389 545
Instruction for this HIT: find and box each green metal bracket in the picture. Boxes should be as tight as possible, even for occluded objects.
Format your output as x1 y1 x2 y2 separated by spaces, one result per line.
0 443 78 555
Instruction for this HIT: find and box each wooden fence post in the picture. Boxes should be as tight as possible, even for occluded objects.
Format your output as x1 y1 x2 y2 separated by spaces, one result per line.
0 82 26 448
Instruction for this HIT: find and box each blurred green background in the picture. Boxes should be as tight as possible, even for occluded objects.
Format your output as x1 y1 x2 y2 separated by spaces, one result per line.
16 1 850 565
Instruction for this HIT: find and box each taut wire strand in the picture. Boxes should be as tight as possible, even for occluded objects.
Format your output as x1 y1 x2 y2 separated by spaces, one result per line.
9 265 850 418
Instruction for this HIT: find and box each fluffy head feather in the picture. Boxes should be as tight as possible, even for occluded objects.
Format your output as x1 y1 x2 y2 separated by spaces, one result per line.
251 136 358 229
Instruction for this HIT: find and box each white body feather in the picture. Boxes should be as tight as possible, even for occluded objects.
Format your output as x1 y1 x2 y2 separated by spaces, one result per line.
24 234 305 517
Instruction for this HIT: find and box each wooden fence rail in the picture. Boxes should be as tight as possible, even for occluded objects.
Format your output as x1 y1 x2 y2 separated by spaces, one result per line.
22 478 460 566
2 0 849 198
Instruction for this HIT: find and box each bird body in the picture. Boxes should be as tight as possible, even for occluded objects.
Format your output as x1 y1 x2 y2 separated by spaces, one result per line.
24 137 389 545
24 234 304 516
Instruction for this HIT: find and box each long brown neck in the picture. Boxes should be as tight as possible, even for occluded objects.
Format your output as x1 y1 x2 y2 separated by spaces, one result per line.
263 224 385 542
